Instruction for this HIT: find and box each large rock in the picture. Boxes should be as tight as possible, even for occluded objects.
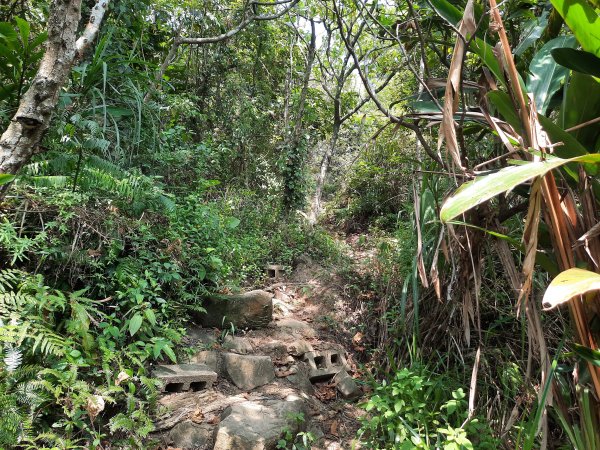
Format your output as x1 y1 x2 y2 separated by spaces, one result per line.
222 353 275 391
168 421 214 449
213 396 306 450
197 290 273 329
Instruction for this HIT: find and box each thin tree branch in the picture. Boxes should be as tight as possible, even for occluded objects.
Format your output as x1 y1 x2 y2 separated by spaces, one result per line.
177 0 299 45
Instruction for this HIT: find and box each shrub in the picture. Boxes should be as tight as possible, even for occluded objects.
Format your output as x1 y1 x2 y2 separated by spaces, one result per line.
359 366 499 449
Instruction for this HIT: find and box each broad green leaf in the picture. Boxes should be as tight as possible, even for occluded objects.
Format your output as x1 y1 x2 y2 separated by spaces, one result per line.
14 17 30 51
471 38 507 88
560 72 600 150
537 115 588 159
0 174 15 186
225 217 240 229
440 154 600 222
550 0 600 58
29 31 48 50
514 10 549 56
427 0 463 26
552 48 600 78
409 100 442 114
0 22 18 45
542 268 600 310
527 36 577 114
0 43 20 67
128 313 143 336
196 264 206 281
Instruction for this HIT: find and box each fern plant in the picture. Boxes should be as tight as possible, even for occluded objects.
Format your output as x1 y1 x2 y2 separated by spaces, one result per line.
0 321 48 447
21 151 175 215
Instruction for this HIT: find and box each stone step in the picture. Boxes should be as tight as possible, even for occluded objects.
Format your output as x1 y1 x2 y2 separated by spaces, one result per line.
154 363 217 393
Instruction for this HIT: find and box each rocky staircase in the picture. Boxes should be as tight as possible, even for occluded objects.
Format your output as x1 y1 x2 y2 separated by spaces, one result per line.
152 284 363 450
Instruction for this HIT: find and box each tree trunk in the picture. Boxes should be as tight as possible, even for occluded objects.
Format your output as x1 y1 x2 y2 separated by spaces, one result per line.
309 121 340 225
282 19 316 212
0 0 109 180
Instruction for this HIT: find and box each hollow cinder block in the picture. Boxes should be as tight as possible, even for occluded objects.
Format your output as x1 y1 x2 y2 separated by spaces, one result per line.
266 264 285 279
303 351 349 382
154 363 217 393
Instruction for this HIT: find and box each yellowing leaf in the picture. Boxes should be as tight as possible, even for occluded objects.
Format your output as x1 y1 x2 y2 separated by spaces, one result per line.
542 268 600 310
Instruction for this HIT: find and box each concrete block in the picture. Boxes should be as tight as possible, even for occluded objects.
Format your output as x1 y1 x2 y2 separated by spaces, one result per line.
266 264 285 279
304 351 349 382
154 363 217 393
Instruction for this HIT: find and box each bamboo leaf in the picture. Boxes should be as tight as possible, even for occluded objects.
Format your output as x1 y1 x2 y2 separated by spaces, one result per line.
572 343 600 367
440 154 600 222
427 0 506 86
526 35 577 114
542 268 600 310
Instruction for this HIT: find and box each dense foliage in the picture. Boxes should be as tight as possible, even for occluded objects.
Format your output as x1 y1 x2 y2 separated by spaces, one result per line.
1 0 600 447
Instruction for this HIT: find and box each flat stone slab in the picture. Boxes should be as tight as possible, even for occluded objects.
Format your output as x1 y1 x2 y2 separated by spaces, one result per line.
275 318 316 338
304 351 349 382
222 353 275 391
154 363 217 393
214 396 306 450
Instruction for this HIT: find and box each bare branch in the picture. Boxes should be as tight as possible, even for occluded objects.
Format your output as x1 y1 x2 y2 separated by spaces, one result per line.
178 0 299 45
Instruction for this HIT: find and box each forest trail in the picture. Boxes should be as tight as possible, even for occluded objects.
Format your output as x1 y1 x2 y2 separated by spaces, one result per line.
153 239 373 450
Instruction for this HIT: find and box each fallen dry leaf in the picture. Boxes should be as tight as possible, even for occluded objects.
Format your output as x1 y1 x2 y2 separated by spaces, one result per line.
190 409 205 423
330 420 339 436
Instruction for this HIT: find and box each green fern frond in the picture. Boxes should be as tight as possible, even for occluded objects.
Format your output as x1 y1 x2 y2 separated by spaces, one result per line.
3 346 22 371
0 269 23 292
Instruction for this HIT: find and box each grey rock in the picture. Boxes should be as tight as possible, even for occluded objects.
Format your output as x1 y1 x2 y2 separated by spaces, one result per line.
153 364 217 393
222 353 275 391
287 363 314 395
190 351 220 374
223 335 254 354
333 370 361 400
196 290 273 329
287 339 314 357
276 318 316 338
186 325 218 348
168 421 214 449
213 396 306 450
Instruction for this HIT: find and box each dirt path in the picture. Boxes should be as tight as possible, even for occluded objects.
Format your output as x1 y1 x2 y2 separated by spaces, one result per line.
153 250 371 450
